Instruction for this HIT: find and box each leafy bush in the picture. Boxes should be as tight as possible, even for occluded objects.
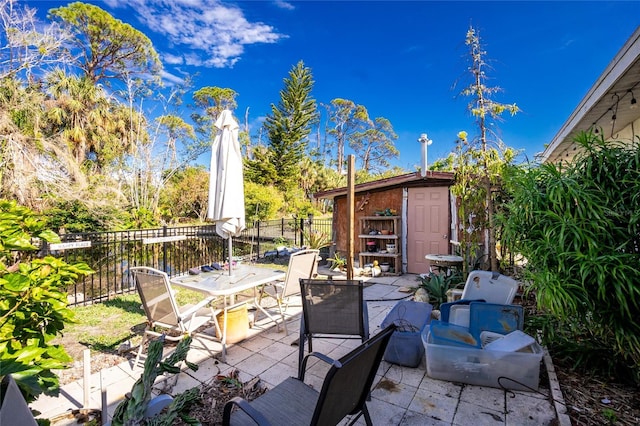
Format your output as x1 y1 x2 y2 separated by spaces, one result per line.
45 199 126 232
0 200 93 402
301 229 332 249
244 182 284 222
501 131 640 383
417 272 464 309
124 207 159 229
283 186 318 217
267 236 288 250
327 252 346 270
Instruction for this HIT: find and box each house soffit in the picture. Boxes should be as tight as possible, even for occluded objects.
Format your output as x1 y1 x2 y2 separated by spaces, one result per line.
540 26 640 164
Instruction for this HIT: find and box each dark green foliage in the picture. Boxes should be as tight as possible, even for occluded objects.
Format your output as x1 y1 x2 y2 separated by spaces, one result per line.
262 61 319 192
244 147 279 186
45 199 125 233
417 272 464 310
0 200 93 402
49 2 161 84
525 312 637 384
502 131 640 383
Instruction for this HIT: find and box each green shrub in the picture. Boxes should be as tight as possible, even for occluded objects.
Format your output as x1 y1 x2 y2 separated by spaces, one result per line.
283 186 316 217
272 236 290 247
502 131 640 383
327 252 346 270
0 200 93 402
244 182 284 222
301 229 332 249
45 199 125 233
417 272 464 310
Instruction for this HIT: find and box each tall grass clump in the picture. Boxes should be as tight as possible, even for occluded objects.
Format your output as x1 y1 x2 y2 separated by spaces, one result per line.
501 131 639 383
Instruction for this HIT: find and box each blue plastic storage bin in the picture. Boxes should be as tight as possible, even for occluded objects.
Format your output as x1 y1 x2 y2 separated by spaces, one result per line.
429 320 479 348
380 301 432 367
468 302 523 340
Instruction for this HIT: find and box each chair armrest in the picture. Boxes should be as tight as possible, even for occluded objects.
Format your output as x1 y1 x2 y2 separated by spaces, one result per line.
223 396 272 425
299 351 341 381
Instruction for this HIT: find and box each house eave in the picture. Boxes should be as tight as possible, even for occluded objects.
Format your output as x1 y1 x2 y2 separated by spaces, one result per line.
540 26 640 164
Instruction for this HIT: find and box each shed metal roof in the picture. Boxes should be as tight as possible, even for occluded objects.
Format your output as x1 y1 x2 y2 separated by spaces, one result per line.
314 171 454 200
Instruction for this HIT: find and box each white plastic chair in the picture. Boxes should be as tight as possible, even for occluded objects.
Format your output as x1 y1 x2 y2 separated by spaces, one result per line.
449 270 520 327
461 270 519 304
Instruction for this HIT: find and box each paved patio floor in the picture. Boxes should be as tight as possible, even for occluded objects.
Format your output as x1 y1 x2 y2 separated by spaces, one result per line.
31 272 565 425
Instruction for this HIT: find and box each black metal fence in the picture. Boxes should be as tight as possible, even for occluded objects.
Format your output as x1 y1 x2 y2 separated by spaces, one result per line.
49 218 332 306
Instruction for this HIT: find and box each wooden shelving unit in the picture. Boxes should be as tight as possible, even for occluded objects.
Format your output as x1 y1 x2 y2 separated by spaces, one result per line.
358 216 401 275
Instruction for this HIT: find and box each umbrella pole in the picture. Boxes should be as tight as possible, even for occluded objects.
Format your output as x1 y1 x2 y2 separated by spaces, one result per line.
228 237 233 276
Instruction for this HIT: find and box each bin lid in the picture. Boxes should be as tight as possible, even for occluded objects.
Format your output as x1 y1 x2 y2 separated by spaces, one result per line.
483 330 536 352
468 302 523 339
381 300 432 332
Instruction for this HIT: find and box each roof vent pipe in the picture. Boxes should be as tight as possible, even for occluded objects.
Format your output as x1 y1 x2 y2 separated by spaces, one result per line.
417 133 433 178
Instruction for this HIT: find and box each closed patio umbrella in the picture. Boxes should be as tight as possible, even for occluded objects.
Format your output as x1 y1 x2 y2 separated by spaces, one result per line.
207 109 245 275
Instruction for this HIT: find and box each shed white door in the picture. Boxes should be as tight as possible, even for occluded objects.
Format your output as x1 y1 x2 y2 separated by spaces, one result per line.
406 186 450 274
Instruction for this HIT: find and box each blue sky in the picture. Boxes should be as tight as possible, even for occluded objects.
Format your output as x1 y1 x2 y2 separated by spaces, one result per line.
26 0 640 171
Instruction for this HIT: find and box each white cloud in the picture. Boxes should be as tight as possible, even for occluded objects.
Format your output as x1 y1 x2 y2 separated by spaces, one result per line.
183 53 204 67
125 0 285 68
273 0 295 11
160 70 185 85
163 53 184 65
101 0 122 8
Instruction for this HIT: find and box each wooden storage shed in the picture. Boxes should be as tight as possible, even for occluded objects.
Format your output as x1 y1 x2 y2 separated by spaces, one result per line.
315 171 455 275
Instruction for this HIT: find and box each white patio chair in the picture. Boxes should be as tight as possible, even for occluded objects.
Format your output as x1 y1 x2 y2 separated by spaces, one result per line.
255 249 319 334
130 266 216 367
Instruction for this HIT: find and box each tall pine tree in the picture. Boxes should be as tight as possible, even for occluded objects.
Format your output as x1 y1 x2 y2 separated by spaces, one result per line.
262 61 318 191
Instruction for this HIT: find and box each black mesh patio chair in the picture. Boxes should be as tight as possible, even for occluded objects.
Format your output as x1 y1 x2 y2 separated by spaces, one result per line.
297 279 369 377
222 324 395 426
130 266 216 367
256 249 319 334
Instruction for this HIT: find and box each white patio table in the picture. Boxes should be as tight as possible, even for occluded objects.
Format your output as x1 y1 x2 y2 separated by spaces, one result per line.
171 264 286 361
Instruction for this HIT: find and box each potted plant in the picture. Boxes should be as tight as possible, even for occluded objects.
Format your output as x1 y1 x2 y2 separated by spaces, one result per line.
302 229 332 265
327 252 347 272
302 229 331 249
416 272 464 309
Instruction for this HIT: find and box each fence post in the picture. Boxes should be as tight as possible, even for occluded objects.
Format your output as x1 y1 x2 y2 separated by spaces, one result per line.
299 218 305 247
162 225 167 273
256 221 261 259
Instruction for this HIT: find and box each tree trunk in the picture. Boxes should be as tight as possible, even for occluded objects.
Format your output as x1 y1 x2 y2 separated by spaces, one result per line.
486 179 497 271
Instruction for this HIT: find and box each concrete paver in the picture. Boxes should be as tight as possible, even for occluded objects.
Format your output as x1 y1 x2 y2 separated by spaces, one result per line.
31 273 560 425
